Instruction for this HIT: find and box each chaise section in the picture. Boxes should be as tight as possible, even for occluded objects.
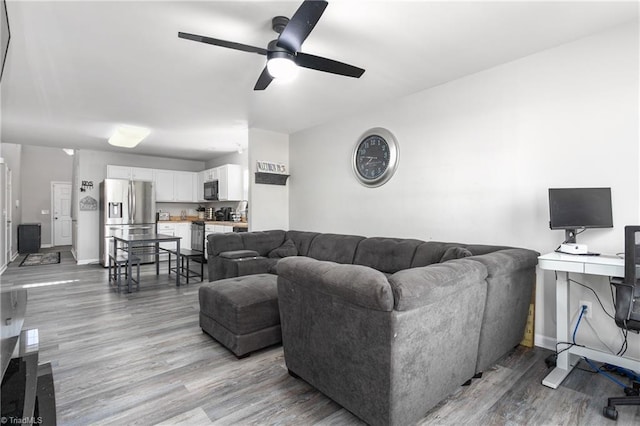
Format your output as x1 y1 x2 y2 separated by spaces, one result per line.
277 256 488 426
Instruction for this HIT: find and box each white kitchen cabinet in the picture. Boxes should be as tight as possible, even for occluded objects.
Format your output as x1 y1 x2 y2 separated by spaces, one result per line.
106 165 132 179
154 170 196 202
131 167 154 181
106 165 154 181
174 171 196 202
174 223 191 250
196 171 205 202
217 164 243 201
202 168 218 183
154 170 175 202
156 223 176 261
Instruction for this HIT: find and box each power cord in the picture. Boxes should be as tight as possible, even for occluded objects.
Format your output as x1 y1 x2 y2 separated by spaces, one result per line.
569 305 638 394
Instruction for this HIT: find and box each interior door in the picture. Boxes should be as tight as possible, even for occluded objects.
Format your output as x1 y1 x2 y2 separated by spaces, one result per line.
53 182 72 246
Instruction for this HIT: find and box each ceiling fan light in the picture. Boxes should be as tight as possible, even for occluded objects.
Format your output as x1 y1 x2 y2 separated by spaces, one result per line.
108 125 151 148
266 57 298 82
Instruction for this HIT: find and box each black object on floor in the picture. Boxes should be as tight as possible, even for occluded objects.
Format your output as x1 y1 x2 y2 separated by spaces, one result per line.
19 252 61 267
18 223 41 254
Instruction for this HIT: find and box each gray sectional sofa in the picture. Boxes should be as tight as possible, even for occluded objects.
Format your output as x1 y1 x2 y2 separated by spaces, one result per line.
203 230 539 426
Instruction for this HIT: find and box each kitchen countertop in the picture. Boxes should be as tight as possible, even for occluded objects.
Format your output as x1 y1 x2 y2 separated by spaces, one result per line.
157 219 248 228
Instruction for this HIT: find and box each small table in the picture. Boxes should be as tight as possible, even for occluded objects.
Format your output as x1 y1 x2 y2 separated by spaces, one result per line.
538 252 639 389
112 233 181 292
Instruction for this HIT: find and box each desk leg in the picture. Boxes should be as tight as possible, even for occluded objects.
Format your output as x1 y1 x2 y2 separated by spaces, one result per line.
542 271 579 389
127 244 133 293
155 242 160 275
176 240 181 287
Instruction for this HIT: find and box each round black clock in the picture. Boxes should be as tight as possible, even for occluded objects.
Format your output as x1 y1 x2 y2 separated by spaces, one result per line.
352 127 399 187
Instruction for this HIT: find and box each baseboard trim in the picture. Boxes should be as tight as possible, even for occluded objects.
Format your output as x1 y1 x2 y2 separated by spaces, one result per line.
0 265 6 275
76 258 100 266
41 243 53 248
535 334 556 351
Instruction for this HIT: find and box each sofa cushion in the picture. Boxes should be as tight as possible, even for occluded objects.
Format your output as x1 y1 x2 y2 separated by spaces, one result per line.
440 246 473 263
220 249 260 259
353 237 423 274
268 239 298 258
410 242 451 268
307 233 365 264
285 230 320 256
241 230 286 256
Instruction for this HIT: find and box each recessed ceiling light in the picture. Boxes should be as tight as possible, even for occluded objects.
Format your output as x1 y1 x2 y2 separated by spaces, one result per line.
108 125 150 148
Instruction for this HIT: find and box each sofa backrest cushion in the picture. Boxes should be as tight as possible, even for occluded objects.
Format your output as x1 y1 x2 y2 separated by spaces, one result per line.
410 242 452 267
439 246 473 263
411 241 513 267
286 230 320 256
208 232 244 257
240 230 286 256
307 233 365 264
268 239 298 258
353 237 423 274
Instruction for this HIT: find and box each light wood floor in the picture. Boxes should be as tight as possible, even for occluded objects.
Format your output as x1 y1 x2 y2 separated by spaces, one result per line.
2 247 639 425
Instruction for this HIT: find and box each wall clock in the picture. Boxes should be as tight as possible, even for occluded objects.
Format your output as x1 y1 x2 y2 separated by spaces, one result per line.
352 127 399 187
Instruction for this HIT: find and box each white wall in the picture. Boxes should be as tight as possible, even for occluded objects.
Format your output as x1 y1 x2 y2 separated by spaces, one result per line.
20 145 73 247
289 23 639 356
248 128 289 231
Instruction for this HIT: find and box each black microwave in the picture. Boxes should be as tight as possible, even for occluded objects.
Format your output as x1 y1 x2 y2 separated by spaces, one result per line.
204 180 219 200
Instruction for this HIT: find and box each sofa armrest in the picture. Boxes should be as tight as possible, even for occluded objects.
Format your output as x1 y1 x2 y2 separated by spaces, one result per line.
277 257 394 311
389 259 488 311
468 248 539 277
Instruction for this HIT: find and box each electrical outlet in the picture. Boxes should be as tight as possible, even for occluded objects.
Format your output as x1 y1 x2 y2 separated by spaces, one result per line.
580 300 592 319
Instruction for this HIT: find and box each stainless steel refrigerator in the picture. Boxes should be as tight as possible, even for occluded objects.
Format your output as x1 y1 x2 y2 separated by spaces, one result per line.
99 179 156 267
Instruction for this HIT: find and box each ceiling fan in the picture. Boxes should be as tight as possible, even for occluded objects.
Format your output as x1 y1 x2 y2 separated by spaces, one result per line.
178 0 365 90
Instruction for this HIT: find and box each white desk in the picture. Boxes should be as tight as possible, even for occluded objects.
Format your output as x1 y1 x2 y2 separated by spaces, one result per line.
538 252 639 389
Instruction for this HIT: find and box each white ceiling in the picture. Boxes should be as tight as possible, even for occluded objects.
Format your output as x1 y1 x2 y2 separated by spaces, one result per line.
1 1 637 161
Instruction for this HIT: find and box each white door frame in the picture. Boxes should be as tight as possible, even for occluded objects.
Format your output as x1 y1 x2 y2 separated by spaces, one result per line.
51 181 72 247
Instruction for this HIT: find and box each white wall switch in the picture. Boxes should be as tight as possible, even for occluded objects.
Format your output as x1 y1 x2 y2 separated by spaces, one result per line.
41 209 50 215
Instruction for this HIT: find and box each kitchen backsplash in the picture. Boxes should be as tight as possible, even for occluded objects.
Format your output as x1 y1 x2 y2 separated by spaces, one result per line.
156 201 239 219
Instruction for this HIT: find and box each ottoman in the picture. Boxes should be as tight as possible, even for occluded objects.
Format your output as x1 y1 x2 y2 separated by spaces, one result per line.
199 273 281 358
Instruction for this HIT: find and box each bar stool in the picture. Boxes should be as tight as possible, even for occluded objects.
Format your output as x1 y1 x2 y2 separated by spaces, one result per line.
108 252 141 292
167 248 204 284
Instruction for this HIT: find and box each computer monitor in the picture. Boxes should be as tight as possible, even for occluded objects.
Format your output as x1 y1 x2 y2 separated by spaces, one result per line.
548 187 613 243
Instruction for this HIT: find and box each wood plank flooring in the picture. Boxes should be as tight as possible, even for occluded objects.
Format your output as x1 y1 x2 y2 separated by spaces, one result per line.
2 247 639 425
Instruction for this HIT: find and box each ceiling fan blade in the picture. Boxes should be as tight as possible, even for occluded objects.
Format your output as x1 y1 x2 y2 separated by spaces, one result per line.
277 0 328 53
295 52 365 78
178 32 267 56
253 66 273 91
